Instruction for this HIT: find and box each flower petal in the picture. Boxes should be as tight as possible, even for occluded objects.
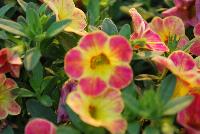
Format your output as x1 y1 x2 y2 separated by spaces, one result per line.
64 48 84 78
7 100 21 115
25 118 56 134
0 107 8 120
4 78 17 90
79 77 106 96
107 119 127 134
194 23 200 37
109 66 133 89
190 39 200 56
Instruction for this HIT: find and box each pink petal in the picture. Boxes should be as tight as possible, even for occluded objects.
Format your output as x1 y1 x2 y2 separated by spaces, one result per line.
107 119 127 134
109 66 133 89
194 23 200 37
64 48 84 78
10 65 21 78
177 36 189 49
0 107 8 119
109 36 133 62
7 100 21 115
79 77 107 96
4 78 17 90
25 118 56 134
190 39 200 56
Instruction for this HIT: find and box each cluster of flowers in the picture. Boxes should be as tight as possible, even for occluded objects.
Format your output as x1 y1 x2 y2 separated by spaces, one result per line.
1 0 200 134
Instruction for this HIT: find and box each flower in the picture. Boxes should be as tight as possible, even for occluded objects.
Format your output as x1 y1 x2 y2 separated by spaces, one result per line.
0 74 21 119
25 118 56 134
64 31 133 96
190 23 200 56
150 16 189 49
177 93 200 134
152 50 200 97
129 8 169 52
67 88 127 134
0 48 22 78
43 0 87 35
57 79 77 123
162 0 200 27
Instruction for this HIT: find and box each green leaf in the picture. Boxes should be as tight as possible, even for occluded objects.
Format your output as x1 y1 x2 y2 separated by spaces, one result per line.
12 88 35 97
46 19 71 38
24 47 42 71
163 96 193 115
2 126 14 134
0 3 14 18
56 126 81 134
0 30 8 39
39 95 53 107
159 74 176 104
143 126 160 134
17 0 27 11
127 122 140 134
26 99 57 123
102 18 118 35
40 76 55 94
0 18 26 36
119 24 131 39
87 0 100 25
29 62 43 92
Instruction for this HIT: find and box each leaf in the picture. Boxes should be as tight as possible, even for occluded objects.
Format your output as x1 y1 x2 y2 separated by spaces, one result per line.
24 47 42 71
119 24 131 39
46 19 71 38
56 126 81 134
159 74 176 104
17 0 27 11
127 122 140 134
0 30 8 39
0 18 26 36
2 126 14 134
12 88 35 97
143 126 160 134
102 18 118 35
0 3 14 18
87 0 100 25
26 99 57 123
40 76 55 94
163 96 193 115
39 95 53 107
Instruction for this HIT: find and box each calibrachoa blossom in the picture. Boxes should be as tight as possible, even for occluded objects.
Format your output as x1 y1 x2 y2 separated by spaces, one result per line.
43 0 87 35
129 8 169 52
57 79 77 123
67 88 127 134
0 74 21 119
0 48 22 78
64 31 133 96
25 118 56 134
150 16 189 49
152 50 200 97
190 23 200 56
162 0 200 26
177 93 200 134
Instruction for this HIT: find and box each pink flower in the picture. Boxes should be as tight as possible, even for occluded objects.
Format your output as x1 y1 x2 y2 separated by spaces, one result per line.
25 118 56 134
177 93 200 134
162 0 200 27
0 74 21 119
129 8 169 52
190 23 200 56
64 31 133 96
57 79 77 123
0 48 22 78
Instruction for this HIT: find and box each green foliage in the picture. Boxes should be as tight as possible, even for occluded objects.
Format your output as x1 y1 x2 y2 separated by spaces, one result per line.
102 18 118 35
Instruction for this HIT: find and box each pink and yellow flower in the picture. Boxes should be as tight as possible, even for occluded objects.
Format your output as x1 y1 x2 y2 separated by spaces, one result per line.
25 118 56 134
162 0 200 27
0 74 21 119
64 31 133 96
150 16 189 49
190 23 200 56
0 48 22 78
129 8 169 52
43 0 87 35
177 93 200 134
57 79 77 123
67 88 127 134
152 50 200 97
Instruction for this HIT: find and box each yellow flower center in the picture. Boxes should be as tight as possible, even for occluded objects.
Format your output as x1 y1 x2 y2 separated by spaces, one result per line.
90 53 110 69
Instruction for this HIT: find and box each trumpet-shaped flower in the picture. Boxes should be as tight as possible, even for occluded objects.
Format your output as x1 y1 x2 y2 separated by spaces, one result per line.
64 31 133 96
25 118 56 134
190 23 200 56
67 88 127 134
0 48 22 78
43 0 87 35
177 93 200 134
152 50 200 97
162 0 200 27
0 74 21 119
57 79 77 123
129 8 169 52
150 16 189 49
